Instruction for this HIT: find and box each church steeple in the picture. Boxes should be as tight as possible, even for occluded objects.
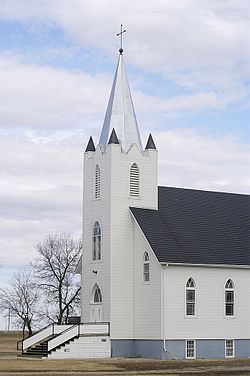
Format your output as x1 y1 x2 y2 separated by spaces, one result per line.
99 52 142 152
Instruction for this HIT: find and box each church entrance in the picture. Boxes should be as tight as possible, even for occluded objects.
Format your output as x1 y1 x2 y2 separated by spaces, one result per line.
91 284 103 322
90 304 103 322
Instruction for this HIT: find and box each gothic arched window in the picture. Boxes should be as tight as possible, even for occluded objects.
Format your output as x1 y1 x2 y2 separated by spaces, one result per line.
93 285 102 303
143 252 150 282
225 279 234 316
130 163 139 197
92 221 101 261
95 164 101 199
186 278 196 316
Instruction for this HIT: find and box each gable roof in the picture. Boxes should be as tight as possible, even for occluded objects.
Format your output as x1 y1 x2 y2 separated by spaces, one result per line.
130 186 250 266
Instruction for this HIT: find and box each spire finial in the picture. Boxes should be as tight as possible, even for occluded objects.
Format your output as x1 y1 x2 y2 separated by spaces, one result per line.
117 24 126 54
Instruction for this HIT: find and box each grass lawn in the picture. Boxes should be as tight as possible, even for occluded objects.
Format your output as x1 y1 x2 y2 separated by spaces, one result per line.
1 331 250 375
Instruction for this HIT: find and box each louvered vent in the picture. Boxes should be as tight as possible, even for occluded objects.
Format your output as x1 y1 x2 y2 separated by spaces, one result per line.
95 165 100 198
130 163 139 197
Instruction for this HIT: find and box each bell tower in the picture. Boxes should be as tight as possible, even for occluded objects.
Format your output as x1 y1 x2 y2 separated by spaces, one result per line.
81 45 158 339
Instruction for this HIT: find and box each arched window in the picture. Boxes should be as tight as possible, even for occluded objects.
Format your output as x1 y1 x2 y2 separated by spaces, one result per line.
143 252 150 282
225 279 234 316
92 284 102 303
93 285 102 303
186 278 195 316
92 221 101 260
95 165 101 199
130 163 139 197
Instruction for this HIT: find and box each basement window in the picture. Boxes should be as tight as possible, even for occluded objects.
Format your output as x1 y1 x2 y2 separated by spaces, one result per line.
225 340 234 358
186 340 196 359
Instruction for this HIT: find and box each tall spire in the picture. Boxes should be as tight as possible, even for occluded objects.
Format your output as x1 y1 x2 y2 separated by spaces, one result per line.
99 52 142 152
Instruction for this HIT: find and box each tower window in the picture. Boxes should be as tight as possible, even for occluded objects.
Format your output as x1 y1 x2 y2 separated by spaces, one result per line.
95 165 101 199
130 163 139 197
186 278 196 316
225 279 234 316
92 221 101 261
143 252 150 282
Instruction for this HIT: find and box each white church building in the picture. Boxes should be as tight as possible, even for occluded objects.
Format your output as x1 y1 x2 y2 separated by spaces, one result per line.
20 47 250 360
80 46 250 360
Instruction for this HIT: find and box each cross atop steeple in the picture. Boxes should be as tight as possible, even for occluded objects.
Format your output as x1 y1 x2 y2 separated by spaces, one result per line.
117 24 126 54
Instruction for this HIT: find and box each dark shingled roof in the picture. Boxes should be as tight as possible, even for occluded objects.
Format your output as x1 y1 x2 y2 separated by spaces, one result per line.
130 186 250 266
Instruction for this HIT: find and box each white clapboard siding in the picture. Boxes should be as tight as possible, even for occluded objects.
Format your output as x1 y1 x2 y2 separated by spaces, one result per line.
163 265 250 340
133 221 162 339
81 142 157 340
48 336 111 359
48 323 109 352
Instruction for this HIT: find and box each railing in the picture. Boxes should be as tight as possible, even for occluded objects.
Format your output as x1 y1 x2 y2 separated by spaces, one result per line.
22 325 54 351
18 324 73 352
17 324 51 351
79 322 109 335
48 322 110 352
48 324 78 352
17 322 110 354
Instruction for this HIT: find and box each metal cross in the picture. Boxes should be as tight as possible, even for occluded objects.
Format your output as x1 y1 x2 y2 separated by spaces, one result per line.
117 24 126 54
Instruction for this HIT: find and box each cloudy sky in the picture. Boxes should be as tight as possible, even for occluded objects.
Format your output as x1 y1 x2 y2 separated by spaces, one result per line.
0 0 250 326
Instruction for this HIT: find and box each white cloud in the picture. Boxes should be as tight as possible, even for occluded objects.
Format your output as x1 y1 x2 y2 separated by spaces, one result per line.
0 0 249 317
0 54 112 133
0 0 250 92
0 127 249 271
156 129 250 194
0 52 247 143
134 89 246 114
0 135 82 267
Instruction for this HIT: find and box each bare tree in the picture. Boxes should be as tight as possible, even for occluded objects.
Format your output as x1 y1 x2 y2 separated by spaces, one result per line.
33 233 82 325
0 269 40 336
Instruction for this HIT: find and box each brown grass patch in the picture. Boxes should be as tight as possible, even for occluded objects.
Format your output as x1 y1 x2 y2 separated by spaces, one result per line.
0 331 22 357
1 331 250 375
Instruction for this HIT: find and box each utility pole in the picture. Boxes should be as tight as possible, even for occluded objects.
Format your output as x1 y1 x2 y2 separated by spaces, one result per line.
7 308 11 331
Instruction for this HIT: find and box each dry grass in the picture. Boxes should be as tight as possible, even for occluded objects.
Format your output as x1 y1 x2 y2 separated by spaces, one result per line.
0 331 22 357
1 331 250 375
